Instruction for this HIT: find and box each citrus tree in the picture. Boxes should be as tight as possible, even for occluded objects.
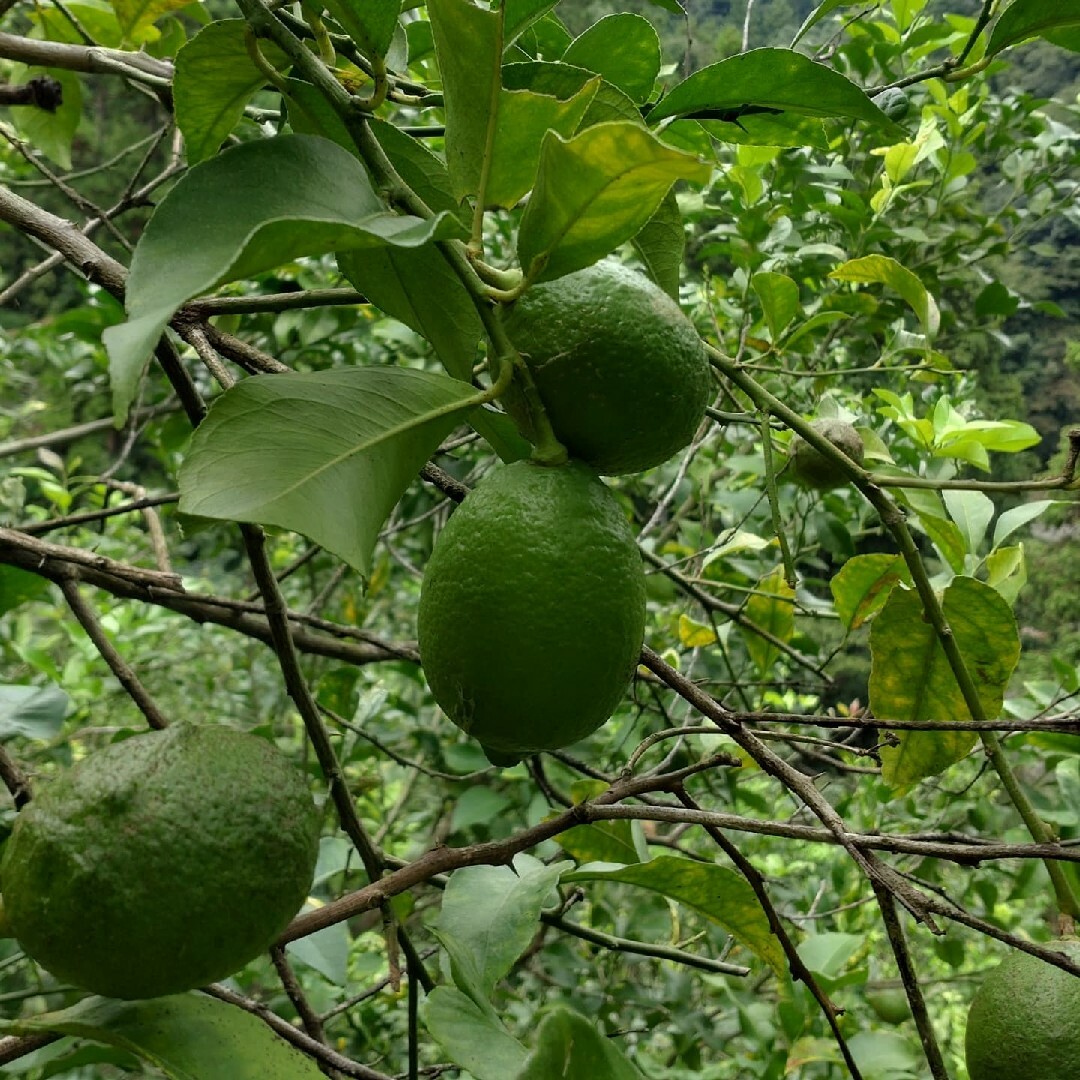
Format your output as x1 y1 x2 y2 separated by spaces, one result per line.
1 1 1080 1078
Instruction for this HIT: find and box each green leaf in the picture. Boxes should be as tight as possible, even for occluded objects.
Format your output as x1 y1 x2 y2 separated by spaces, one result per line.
645 48 904 136
740 567 795 677
285 906 349 985
0 993 326 1079
177 368 480 578
752 271 800 342
486 82 599 209
174 21 290 165
103 135 455 423
436 854 568 997
513 1007 643 1079
985 545 1027 606
0 683 71 740
829 554 911 631
517 121 710 282
321 0 398 58
942 489 994 554
565 856 785 974
792 0 866 46
338 245 482 380
10 68 82 169
503 0 562 46
631 187 684 300
986 0 1080 58
111 0 190 39
469 407 534 463
422 987 528 1080
556 819 644 865
428 0 500 200
829 255 940 338
700 112 829 150
913 512 967 575
870 577 1021 791
0 566 49 616
992 499 1056 550
562 13 661 104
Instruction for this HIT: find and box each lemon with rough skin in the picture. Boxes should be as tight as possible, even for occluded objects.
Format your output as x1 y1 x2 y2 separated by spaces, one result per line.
788 419 865 490
0 723 320 1000
964 939 1080 1080
504 260 713 475
417 460 647 761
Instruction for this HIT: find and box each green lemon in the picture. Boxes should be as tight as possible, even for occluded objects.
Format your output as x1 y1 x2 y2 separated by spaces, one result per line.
0 723 320 1000
417 460 647 759
788 418 865 490
866 986 912 1025
504 260 713 475
964 939 1080 1080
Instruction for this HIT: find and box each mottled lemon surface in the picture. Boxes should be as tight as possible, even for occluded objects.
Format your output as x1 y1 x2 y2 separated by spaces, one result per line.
1 723 319 999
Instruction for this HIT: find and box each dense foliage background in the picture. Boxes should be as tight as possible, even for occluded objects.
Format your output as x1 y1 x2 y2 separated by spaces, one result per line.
1 1 1079 1078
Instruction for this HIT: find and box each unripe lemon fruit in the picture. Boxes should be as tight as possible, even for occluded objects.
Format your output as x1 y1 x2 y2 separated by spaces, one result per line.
417 460 647 761
964 939 1080 1080
504 260 713 475
0 723 320 1000
788 419 865 490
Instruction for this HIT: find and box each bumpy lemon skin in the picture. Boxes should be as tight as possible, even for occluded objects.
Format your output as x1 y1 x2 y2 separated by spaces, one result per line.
964 939 1080 1080
504 260 713 476
0 723 320 1000
417 460 647 757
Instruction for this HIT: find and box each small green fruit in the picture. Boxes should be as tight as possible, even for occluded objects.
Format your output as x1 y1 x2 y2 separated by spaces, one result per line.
418 460 647 756
788 419 865 490
964 939 1080 1080
866 986 912 1025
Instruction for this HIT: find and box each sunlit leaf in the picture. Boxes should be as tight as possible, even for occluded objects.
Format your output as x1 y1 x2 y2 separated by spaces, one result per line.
517 121 710 282
829 255 940 338
871 577 1020 790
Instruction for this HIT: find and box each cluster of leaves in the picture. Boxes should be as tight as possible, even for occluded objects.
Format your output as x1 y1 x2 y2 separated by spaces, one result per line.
2 1 1080 1079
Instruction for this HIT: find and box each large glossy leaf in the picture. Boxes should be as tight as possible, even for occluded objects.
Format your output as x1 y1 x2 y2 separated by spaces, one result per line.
565 856 785 974
986 0 1080 58
428 0 500 200
513 1007 643 1079
338 245 482 381
562 13 661 104
177 368 481 577
321 0 398 58
870 577 1021 791
645 49 904 136
103 135 456 423
174 21 290 165
422 987 528 1080
0 682 70 740
830 254 940 337
517 121 710 282
436 855 568 997
0 994 326 1079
